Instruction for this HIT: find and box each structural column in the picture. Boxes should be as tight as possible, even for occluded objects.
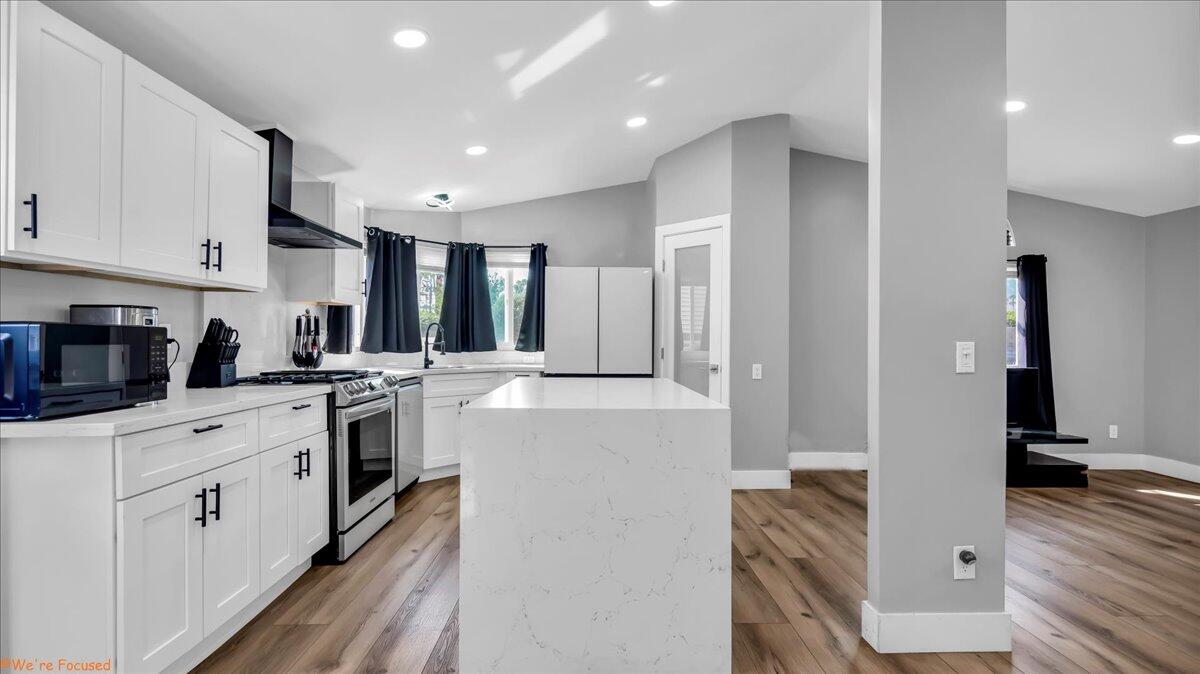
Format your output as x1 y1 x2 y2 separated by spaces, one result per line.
864 0 1010 653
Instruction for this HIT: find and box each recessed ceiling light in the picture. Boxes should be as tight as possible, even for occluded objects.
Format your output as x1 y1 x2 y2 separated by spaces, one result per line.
1005 100 1027 113
626 116 648 128
648 0 675 6
465 145 488 156
1173 134 1200 145
392 29 428 49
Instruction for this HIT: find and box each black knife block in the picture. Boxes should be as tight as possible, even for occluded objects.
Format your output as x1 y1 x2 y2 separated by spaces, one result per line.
186 342 237 388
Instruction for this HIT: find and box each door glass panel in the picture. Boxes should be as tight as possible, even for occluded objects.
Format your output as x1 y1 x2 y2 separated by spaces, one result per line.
674 244 711 396
347 407 393 503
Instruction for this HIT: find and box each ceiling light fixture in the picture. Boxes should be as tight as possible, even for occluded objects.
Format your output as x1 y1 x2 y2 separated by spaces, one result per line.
465 145 488 156
626 116 648 128
648 1 676 6
392 28 429 49
1005 100 1027 113
425 193 454 210
1172 134 1200 145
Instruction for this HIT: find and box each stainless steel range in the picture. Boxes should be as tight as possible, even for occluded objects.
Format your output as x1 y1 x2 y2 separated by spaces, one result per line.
239 369 420 561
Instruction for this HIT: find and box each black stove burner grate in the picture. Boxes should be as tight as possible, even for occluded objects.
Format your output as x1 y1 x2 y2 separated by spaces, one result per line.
239 369 382 385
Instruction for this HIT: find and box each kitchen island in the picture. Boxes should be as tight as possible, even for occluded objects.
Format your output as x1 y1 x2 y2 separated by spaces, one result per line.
459 377 731 673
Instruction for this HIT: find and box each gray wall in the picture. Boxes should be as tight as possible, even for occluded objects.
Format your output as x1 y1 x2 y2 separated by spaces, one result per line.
1144 206 1200 465
729 115 792 473
367 208 461 241
1009 192 1147 454
649 117 791 474
789 150 868 454
461 182 651 267
866 0 1007 615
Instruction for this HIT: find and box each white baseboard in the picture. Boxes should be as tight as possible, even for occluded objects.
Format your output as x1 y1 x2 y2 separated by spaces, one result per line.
420 464 460 482
732 469 791 489
789 451 868 470
1041 451 1199 483
861 600 1011 653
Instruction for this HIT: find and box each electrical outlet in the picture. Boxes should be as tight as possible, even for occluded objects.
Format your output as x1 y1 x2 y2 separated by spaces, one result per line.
955 341 975 373
522 355 536 364
1109 424 1119 439
752 364 762 380
160 323 172 339
953 546 976 580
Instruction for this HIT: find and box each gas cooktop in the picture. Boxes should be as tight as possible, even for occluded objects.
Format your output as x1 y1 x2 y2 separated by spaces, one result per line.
238 369 382 385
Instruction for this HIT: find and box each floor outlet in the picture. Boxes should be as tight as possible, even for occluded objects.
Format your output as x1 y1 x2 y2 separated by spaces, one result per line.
953 546 976 580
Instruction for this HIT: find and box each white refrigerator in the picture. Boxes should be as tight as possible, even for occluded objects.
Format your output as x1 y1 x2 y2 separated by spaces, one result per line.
544 266 653 375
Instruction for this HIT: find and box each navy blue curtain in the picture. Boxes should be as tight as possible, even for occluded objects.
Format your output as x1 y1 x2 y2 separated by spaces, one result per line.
324 305 355 354
439 242 496 352
1017 254 1056 430
361 229 422 353
516 243 548 352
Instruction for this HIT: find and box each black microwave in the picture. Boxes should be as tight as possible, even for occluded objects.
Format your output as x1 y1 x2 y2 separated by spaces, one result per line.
0 322 169 420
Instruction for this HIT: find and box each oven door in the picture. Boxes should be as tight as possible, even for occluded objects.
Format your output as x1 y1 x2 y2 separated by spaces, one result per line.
335 394 396 529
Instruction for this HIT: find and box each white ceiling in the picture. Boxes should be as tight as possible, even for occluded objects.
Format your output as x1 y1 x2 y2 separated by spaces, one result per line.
46 1 1199 217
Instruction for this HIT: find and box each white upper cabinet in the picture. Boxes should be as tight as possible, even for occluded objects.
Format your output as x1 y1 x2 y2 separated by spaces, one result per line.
3 1 268 290
286 182 365 305
10 0 122 264
120 56 207 279
205 117 268 289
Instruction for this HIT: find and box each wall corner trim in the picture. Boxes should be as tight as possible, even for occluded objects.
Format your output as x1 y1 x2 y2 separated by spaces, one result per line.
788 452 868 470
860 601 1012 653
731 470 791 490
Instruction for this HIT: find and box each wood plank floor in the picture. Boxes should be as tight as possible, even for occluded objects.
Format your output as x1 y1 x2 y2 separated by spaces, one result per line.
195 470 1200 673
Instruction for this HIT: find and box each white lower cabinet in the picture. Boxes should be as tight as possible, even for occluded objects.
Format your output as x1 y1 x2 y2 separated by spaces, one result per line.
201 457 260 635
297 432 330 558
422 396 465 469
117 475 205 672
259 442 300 589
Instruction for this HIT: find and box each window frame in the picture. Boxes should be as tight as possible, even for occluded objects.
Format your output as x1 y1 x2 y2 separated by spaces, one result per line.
488 263 529 350
1006 263 1022 368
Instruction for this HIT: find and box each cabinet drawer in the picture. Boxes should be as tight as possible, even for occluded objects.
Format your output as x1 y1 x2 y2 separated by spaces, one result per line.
116 410 259 499
259 395 327 449
422 372 499 398
501 371 542 385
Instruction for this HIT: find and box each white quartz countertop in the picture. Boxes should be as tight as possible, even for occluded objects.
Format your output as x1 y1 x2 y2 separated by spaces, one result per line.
381 363 544 378
467 376 728 411
0 384 333 438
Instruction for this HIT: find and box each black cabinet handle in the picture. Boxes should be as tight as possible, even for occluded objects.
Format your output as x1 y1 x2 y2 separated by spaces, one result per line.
294 452 304 479
195 489 208 527
292 403 312 411
201 238 211 269
22 194 37 238
193 423 224 434
302 448 312 477
214 241 223 271
209 482 221 521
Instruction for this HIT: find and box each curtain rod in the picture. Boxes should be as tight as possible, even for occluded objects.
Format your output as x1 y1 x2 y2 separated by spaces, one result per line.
364 227 534 249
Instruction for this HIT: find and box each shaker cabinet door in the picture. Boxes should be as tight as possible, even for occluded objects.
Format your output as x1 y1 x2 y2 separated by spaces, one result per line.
205 116 268 289
120 55 207 278
11 0 122 263
297 432 330 559
117 476 205 673
422 397 462 469
259 442 300 589
201 456 260 635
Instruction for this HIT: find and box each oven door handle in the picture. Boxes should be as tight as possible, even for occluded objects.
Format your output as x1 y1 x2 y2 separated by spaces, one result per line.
338 395 394 423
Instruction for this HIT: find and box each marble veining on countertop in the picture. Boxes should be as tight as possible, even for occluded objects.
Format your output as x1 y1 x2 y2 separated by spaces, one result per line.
0 384 332 438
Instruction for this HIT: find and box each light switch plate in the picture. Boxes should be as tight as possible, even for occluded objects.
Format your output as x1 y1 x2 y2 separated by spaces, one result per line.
1109 424 1119 439
955 341 975 374
752 364 762 380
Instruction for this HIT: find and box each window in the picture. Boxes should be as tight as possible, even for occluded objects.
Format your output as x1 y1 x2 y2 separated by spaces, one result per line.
488 266 529 348
1006 264 1019 367
417 244 447 343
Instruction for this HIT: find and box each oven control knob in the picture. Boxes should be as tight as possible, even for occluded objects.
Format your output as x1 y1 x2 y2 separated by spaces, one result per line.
368 381 377 390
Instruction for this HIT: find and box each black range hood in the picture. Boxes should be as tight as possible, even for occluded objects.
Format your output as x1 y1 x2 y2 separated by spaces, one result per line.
256 128 362 250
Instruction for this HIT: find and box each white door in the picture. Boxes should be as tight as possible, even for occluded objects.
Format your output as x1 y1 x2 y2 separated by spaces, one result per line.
202 456 260 635
661 227 727 402
297 431 330 559
599 267 654 375
11 0 122 263
205 116 268 288
258 442 299 589
120 56 207 278
544 266 600 374
333 188 365 304
117 476 204 672
422 397 462 469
